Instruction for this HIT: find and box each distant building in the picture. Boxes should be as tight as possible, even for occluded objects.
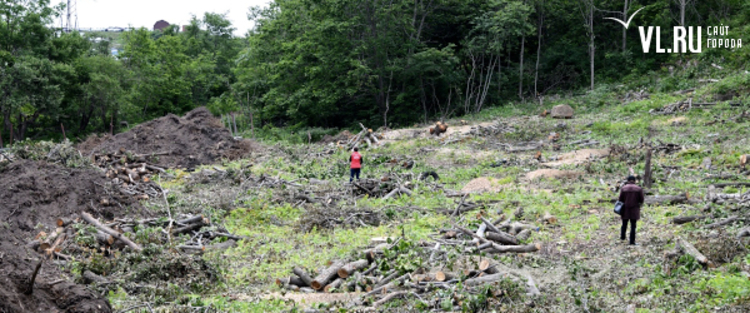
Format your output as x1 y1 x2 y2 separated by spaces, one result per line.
153 20 170 31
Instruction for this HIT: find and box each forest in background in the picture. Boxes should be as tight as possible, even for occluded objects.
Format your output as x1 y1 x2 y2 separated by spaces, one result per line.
1 0 749 145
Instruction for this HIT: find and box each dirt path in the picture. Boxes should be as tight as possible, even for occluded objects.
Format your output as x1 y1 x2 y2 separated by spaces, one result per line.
240 291 362 308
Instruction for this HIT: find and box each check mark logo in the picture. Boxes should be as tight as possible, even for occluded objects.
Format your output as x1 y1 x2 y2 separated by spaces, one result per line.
604 7 645 29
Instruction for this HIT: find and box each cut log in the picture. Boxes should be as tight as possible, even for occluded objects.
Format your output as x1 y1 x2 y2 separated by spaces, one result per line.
516 229 532 241
485 231 519 245
672 215 707 225
677 237 708 265
703 216 737 229
338 259 369 279
171 221 205 235
479 259 499 274
56 218 73 227
81 212 142 252
176 215 205 225
276 276 306 287
95 231 115 246
645 193 691 205
45 233 66 256
485 243 540 254
435 271 455 282
324 278 344 293
293 267 313 287
364 243 388 262
311 260 345 290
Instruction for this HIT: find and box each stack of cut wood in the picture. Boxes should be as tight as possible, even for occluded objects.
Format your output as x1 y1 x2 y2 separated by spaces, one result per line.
653 142 683 154
469 121 514 136
279 229 542 308
92 149 168 200
351 178 412 199
649 99 716 115
429 121 448 136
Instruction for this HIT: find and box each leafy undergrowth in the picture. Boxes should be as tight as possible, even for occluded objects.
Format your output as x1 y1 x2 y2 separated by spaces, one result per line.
98 78 750 312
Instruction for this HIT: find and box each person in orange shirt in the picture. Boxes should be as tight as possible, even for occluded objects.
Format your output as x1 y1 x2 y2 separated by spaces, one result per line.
349 147 363 182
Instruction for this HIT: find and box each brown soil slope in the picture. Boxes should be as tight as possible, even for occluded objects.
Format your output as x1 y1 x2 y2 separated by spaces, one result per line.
80 107 253 169
0 161 143 313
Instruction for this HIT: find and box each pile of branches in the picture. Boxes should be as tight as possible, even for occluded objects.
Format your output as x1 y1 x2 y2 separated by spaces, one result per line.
342 123 382 150
92 149 170 200
469 121 515 137
351 178 413 199
623 89 650 103
8 140 88 167
27 212 242 261
650 99 694 114
297 206 385 232
279 214 543 309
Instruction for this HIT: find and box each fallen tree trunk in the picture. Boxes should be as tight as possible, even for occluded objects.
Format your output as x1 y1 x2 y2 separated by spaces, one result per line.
677 237 708 265
365 274 409 296
485 231 519 245
171 221 206 235
176 215 206 225
56 218 73 227
276 276 307 288
645 193 693 205
703 216 737 229
311 260 346 290
81 212 142 252
672 215 707 225
293 267 313 287
338 259 369 279
485 243 540 254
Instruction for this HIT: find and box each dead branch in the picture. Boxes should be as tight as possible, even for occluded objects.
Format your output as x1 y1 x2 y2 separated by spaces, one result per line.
81 212 142 252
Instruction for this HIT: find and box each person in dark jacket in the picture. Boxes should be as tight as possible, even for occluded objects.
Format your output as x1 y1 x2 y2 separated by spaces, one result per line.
619 175 645 245
349 147 363 182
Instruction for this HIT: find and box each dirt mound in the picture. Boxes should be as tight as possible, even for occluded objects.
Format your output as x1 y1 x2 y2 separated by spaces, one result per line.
461 177 504 193
526 169 582 180
79 107 254 169
0 160 144 312
542 148 609 168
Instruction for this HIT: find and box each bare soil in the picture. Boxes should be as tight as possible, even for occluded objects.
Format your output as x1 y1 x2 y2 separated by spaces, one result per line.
79 107 255 169
526 169 582 180
542 148 609 168
461 177 504 193
0 160 145 313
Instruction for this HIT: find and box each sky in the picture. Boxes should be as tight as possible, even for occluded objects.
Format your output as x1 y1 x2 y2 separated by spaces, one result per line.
65 0 271 35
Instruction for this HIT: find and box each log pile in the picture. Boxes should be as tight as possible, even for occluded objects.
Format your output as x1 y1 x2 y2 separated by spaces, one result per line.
650 99 693 115
92 149 168 200
351 178 411 198
278 215 542 308
27 212 242 259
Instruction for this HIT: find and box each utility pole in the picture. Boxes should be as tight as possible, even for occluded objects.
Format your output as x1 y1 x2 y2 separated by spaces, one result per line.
65 0 78 32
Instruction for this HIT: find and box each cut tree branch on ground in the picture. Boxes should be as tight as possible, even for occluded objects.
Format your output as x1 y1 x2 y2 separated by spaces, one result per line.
677 237 708 265
703 216 737 229
311 260 346 290
672 215 707 225
81 212 142 252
